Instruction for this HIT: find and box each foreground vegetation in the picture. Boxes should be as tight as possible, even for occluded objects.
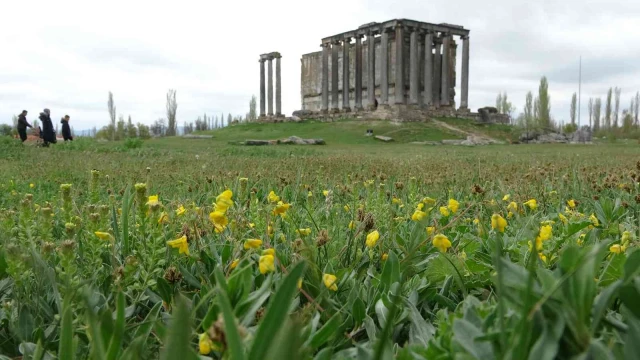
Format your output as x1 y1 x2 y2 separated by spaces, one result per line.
1 134 640 359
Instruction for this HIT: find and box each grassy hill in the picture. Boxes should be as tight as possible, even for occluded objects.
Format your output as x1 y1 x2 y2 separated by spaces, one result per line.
198 118 515 145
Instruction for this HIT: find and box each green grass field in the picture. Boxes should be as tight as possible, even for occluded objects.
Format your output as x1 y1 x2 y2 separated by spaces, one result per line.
1 120 640 359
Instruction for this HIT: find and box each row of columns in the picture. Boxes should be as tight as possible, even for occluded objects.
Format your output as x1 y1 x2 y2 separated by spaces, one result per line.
320 26 469 112
259 52 282 117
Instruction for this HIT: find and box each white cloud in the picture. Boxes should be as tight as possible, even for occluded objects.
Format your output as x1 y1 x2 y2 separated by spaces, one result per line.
1 0 640 130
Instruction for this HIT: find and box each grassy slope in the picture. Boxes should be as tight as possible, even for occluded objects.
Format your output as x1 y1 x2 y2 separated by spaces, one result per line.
199 119 465 144
198 118 519 145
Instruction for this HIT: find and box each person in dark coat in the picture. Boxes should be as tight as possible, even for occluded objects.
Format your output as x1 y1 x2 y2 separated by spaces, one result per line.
61 115 73 141
16 110 32 142
39 108 57 146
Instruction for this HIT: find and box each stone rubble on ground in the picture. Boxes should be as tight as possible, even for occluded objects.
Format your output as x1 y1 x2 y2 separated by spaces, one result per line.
374 135 394 142
241 136 325 146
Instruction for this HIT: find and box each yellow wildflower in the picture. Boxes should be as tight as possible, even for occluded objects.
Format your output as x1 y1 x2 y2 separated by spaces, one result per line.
262 248 276 256
382 253 388 261
538 225 553 242
448 199 460 213
147 195 160 206
491 214 507 232
426 226 435 236
176 205 186 216
268 191 280 203
272 201 291 217
411 210 427 222
589 214 599 227
209 211 228 232
539 253 547 263
416 203 425 211
507 211 514 219
158 211 169 224
439 206 450 217
199 333 213 355
392 197 402 205
166 235 189 255
567 199 576 209
528 237 543 251
267 224 274 236
558 213 568 224
230 259 239 270
473 218 480 225
308 191 313 198
214 190 233 213
296 228 311 236
366 230 380 248
344 204 350 212
507 201 518 213
322 273 338 291
422 197 436 206
244 239 262 250
622 231 632 245
259 254 275 274
29 183 35 188
433 234 452 252
502 194 510 201
524 199 537 210
323 190 330 197
94 231 113 241
348 220 356 230
577 233 586 246
610 244 626 254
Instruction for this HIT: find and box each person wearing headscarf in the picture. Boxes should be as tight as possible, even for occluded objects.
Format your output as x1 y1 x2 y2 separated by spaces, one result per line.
61 115 73 141
16 110 32 142
39 108 57 146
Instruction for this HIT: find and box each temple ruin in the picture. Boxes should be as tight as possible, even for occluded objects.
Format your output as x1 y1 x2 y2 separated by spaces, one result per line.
298 19 474 121
259 52 283 119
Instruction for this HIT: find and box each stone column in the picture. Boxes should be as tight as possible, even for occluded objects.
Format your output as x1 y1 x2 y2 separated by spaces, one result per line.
460 36 470 110
259 58 266 117
354 35 363 111
394 24 405 104
367 31 376 110
380 29 389 106
321 43 329 113
275 54 282 116
433 39 441 107
331 41 340 112
409 28 419 105
423 32 433 108
342 38 351 111
440 34 450 106
267 56 274 116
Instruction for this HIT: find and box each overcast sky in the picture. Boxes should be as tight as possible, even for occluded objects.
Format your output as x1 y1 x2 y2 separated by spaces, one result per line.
2 0 640 130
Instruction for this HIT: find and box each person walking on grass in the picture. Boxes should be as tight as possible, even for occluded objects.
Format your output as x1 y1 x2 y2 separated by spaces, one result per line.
61 115 73 141
16 110 32 143
39 108 57 147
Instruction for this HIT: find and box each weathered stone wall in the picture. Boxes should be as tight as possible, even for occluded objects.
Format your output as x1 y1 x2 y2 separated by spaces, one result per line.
301 35 456 111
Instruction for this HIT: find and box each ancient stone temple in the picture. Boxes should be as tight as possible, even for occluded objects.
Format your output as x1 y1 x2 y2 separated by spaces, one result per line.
259 52 283 119
299 19 471 120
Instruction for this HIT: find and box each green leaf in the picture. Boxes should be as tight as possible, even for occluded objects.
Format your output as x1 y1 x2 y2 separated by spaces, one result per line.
528 313 564 360
591 280 621 332
404 299 435 346
313 347 334 360
352 297 366 326
623 308 640 360
156 277 173 304
379 251 400 293
59 298 75 360
17 308 34 342
217 287 247 360
248 261 306 360
624 249 640 283
179 264 201 289
121 185 133 258
620 278 640 318
160 294 193 360
106 292 126 360
309 313 341 349
375 299 389 329
452 318 494 359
